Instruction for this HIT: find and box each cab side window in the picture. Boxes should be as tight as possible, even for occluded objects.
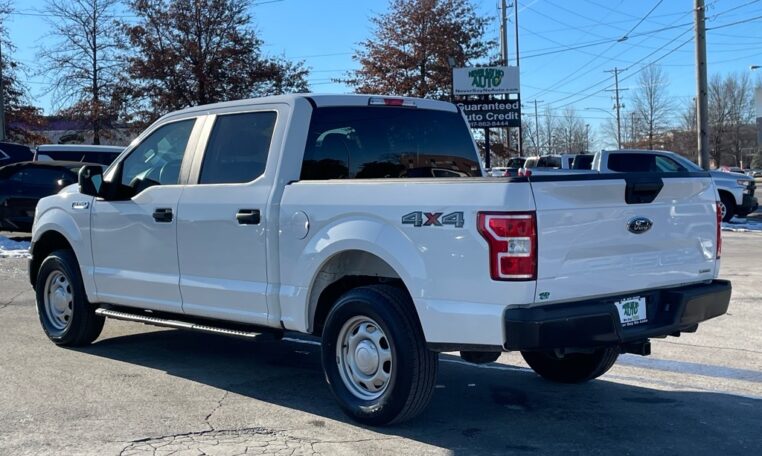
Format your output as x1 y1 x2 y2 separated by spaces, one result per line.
120 119 196 190
198 112 277 184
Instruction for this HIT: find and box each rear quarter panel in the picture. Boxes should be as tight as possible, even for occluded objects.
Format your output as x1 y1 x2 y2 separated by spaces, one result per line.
278 179 536 346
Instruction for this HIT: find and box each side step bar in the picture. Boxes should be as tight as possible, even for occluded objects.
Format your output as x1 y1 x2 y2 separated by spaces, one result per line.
95 307 274 339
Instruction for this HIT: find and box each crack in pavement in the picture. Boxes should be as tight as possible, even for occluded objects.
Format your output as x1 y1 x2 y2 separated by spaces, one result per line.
204 390 229 431
0 289 29 310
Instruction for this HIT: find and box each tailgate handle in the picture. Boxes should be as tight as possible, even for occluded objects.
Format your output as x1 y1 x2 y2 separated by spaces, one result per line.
625 177 664 204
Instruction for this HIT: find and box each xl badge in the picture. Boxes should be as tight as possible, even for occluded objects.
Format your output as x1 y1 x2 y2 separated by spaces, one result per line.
627 217 653 234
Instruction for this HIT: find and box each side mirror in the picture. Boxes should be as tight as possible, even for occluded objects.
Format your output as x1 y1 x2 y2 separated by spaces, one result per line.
78 165 103 197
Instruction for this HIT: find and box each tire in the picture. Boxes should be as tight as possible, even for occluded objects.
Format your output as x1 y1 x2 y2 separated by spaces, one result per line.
35 249 104 347
521 348 619 384
719 192 736 223
321 285 438 425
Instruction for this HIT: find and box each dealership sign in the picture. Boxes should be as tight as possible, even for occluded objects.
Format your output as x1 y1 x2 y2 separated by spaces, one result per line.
457 99 521 128
453 66 520 95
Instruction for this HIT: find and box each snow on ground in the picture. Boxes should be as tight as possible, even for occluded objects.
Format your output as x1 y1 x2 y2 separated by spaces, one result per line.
722 216 762 233
0 235 31 258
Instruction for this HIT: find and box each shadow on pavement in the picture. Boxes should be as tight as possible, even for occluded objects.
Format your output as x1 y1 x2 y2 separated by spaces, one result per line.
80 328 760 455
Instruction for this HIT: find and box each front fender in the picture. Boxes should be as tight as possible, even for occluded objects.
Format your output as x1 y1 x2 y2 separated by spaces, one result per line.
32 195 96 301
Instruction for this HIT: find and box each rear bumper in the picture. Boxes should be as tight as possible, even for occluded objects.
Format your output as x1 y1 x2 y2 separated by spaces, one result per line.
504 280 731 351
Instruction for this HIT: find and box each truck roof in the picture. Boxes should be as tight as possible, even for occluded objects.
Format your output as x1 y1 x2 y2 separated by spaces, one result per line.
161 94 459 121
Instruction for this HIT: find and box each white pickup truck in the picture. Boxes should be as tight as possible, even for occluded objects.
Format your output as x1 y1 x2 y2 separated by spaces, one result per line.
29 94 731 425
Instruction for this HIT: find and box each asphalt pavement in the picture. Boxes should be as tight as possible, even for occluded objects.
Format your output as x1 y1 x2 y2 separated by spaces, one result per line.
0 232 760 455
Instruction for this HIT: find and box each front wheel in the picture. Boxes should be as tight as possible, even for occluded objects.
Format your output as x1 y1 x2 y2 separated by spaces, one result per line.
35 250 104 346
521 348 619 383
321 285 438 425
719 193 736 223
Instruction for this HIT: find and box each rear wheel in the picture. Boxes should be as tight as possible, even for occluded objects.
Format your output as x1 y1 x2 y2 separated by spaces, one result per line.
521 348 619 383
719 192 736 222
321 285 438 425
35 250 104 346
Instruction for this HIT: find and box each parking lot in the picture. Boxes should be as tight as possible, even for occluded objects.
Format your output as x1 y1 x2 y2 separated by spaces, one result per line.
0 231 759 455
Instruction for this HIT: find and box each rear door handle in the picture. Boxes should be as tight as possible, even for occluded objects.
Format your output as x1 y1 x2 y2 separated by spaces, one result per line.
153 208 173 223
236 209 260 225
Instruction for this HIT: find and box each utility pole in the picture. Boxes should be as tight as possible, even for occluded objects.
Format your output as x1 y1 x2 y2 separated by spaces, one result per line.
605 67 626 149
695 0 710 169
534 100 540 154
499 0 509 159
514 0 523 156
0 40 5 142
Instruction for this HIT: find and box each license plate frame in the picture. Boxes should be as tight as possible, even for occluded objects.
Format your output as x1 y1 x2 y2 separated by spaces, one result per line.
615 296 648 327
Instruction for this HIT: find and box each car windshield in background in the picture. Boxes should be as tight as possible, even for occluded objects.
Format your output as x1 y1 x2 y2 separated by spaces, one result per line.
301 107 482 179
572 154 594 169
506 157 525 168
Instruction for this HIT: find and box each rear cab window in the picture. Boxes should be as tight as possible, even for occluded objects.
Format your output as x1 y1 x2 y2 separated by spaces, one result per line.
300 107 482 180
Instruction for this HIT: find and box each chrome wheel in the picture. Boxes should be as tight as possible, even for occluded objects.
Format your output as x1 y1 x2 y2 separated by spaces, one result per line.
43 270 73 331
719 201 727 220
336 316 393 400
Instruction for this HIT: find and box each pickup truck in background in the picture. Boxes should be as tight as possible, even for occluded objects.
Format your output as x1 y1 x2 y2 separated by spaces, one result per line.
592 150 758 222
29 95 731 425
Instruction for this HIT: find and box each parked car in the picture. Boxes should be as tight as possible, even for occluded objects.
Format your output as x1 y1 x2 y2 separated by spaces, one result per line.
0 142 34 166
34 144 124 166
592 150 758 222
488 166 508 177
30 94 730 425
0 161 99 232
502 157 526 176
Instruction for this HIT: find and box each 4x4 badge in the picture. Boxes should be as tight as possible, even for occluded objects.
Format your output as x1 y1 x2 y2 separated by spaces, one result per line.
402 211 464 228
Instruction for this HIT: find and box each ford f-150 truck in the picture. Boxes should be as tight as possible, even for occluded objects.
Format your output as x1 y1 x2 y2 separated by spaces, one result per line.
29 94 731 425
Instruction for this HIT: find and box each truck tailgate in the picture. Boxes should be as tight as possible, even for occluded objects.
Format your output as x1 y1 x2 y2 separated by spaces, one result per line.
530 174 718 304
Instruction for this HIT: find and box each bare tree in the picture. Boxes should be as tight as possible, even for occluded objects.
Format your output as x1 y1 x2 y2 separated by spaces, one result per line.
558 106 586 152
632 64 672 150
707 72 756 166
541 105 558 154
38 0 123 144
343 0 493 99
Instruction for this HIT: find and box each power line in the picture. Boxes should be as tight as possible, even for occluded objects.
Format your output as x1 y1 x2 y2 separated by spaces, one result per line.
619 0 664 41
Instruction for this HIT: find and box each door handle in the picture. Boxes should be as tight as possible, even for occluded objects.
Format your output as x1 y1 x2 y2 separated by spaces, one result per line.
236 209 261 225
153 208 173 223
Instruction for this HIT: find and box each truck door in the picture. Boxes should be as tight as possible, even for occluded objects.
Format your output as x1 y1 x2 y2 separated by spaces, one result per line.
176 109 280 325
90 118 201 312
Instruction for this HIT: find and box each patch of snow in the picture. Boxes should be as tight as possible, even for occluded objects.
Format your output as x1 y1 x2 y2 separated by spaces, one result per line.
0 235 31 258
722 216 762 233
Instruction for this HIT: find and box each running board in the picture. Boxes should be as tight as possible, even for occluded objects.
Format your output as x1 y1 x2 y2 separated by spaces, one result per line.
95 307 273 339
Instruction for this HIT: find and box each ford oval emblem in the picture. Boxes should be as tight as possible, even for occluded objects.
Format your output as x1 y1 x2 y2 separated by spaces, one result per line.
627 217 653 234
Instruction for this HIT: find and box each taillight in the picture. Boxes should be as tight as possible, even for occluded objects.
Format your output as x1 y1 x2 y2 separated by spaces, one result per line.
716 201 722 259
477 212 537 281
518 169 532 177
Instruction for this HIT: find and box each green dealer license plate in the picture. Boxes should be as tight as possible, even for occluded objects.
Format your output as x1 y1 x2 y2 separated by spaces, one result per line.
615 296 647 327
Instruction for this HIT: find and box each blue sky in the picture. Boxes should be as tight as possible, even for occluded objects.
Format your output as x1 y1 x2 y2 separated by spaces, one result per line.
5 0 762 141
